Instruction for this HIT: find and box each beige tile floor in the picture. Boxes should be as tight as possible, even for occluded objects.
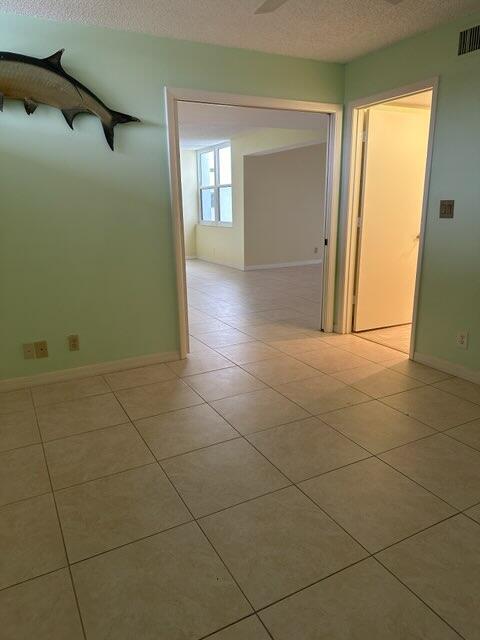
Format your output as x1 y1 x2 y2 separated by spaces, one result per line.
1 260 480 639
355 323 412 354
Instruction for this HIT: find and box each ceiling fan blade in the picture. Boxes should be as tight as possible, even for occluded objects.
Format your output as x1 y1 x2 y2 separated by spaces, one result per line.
255 0 290 14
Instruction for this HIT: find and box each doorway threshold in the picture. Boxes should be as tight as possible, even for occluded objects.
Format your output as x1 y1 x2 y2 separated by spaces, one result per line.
354 324 411 354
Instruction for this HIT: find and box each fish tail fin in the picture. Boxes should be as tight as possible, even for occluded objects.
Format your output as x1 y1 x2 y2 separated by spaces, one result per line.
102 110 140 151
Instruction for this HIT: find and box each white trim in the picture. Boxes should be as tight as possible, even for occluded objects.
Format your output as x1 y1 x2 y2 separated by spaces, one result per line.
336 78 439 357
195 256 245 271
166 88 341 114
322 104 342 333
345 78 439 112
414 352 480 385
198 221 233 228
165 89 190 358
165 87 343 352
409 81 439 359
0 351 180 393
245 259 323 270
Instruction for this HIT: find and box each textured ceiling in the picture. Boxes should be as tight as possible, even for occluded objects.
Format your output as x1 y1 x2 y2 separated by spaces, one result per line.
178 102 328 149
1 0 479 62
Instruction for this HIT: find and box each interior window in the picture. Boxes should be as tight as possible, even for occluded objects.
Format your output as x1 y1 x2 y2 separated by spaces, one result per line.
198 143 232 225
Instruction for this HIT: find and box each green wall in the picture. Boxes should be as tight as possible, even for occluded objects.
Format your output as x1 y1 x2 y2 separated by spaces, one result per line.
344 12 480 372
0 12 343 380
2 9 479 381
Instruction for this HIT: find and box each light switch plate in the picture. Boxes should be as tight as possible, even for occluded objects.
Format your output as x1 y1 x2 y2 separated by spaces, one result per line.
439 200 455 219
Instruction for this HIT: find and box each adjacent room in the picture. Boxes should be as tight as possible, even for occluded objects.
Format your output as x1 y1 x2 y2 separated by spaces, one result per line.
177 102 329 346
1 1 480 639
351 90 433 354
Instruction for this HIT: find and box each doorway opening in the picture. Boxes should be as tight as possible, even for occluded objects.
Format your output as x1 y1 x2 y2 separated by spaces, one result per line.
165 90 342 359
339 83 436 357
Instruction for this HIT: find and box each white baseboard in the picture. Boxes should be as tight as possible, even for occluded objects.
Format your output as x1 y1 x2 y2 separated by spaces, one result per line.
185 256 197 260
196 256 245 271
414 352 480 385
244 259 323 271
0 351 180 392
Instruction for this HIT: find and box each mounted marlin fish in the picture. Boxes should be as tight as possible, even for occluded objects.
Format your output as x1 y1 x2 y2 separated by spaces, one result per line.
0 49 139 150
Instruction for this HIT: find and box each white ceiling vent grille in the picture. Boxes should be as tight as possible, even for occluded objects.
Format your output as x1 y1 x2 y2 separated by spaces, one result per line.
458 24 480 56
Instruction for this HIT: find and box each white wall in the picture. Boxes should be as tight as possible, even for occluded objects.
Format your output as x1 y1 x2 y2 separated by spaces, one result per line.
195 127 325 269
244 143 326 268
180 150 198 258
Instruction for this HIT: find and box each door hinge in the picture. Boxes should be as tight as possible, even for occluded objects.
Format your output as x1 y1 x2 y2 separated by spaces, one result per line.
324 238 328 246
356 217 362 228
362 130 368 143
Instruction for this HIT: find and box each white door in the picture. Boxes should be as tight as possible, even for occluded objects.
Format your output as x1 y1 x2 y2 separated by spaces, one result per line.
353 105 430 332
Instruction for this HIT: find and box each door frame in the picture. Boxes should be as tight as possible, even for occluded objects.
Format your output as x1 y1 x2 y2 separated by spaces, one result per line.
336 78 439 358
165 87 343 359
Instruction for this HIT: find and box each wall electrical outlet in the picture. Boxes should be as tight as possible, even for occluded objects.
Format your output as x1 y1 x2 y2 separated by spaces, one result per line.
23 343 35 360
68 334 80 351
456 330 469 349
34 340 49 358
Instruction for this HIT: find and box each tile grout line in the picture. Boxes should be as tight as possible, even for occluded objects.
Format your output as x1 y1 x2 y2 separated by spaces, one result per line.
4 316 479 635
372 555 468 640
253 555 373 614
4 378 479 597
66 518 195 567
201 335 480 469
463 510 480 525
184 348 480 553
52 460 159 493
4 379 480 460
222 408 473 563
309 416 464 513
181 337 480 515
208 325 480 412
0 565 74 595
184 268 476 635
29 388 89 640
110 389 264 633
107 351 450 634
197 613 273 640
3 355 479 514
37 417 131 446
0 487 54 510
188 391 383 572
21 341 480 450
352 328 413 356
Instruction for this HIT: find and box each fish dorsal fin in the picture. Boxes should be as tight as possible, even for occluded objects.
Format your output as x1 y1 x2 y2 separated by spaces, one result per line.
24 99 38 115
43 49 65 70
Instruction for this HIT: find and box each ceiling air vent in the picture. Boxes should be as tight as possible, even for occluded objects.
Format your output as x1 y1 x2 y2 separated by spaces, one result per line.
458 24 480 56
